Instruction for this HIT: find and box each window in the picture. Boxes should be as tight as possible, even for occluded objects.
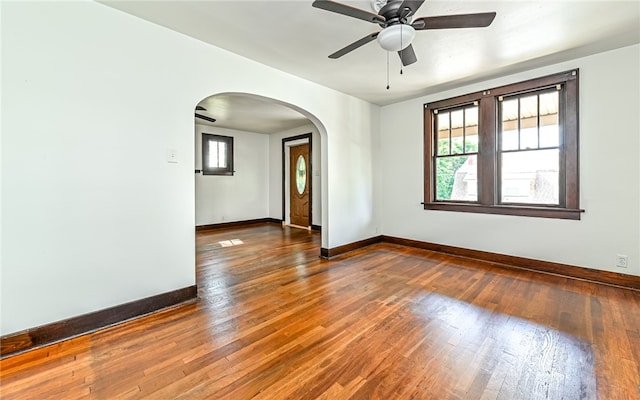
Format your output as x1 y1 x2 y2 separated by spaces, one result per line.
295 154 307 194
434 104 479 202
424 70 582 219
499 89 560 205
202 133 233 176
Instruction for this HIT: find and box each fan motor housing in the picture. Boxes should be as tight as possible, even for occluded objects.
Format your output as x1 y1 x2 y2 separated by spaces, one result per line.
378 1 412 27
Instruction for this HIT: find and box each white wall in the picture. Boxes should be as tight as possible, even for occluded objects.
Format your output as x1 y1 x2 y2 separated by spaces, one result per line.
0 1 380 335
268 124 322 227
381 44 640 276
196 122 322 228
195 124 269 225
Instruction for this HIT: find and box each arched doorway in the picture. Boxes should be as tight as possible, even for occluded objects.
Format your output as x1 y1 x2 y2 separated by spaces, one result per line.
193 92 328 248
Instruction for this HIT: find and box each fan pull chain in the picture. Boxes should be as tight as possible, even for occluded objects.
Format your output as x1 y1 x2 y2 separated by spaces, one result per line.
386 51 390 90
400 25 404 75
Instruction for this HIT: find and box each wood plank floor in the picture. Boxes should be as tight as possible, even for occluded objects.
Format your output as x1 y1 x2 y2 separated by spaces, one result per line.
2 224 639 399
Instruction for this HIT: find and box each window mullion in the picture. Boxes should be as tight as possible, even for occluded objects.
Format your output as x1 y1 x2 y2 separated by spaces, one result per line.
563 79 579 209
536 93 541 149
478 96 496 206
448 112 452 155
517 98 521 150
462 108 466 151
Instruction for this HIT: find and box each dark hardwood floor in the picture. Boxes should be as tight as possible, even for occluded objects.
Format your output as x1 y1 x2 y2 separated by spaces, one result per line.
1 224 639 399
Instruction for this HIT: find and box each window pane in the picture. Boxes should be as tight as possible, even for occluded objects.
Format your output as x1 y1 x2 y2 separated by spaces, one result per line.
519 95 538 128
218 141 227 168
208 141 219 168
436 155 477 201
539 92 559 147
520 127 538 150
465 107 478 153
450 110 464 155
519 95 538 149
437 112 450 155
437 137 450 156
296 155 306 194
451 133 464 155
501 99 519 150
540 125 560 148
501 149 559 205
465 131 478 154
451 109 464 128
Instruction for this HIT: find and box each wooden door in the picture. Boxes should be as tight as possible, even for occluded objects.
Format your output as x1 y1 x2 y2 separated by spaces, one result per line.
290 143 310 227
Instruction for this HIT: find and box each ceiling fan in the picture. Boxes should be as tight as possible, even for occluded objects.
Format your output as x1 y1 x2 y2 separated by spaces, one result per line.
195 106 216 123
312 0 496 66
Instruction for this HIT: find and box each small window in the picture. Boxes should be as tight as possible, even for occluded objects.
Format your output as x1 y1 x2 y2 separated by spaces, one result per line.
202 133 233 176
295 155 307 194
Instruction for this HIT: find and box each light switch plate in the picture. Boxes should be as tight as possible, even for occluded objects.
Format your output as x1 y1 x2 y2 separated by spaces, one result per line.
167 148 178 163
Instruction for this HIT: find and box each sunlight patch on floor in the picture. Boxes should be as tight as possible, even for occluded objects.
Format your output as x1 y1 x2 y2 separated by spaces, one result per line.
218 239 244 247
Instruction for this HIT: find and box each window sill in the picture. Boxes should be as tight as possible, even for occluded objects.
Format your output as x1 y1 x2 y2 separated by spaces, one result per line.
422 202 584 220
202 171 234 176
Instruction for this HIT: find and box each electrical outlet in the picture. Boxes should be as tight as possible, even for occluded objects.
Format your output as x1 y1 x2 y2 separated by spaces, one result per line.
616 254 628 268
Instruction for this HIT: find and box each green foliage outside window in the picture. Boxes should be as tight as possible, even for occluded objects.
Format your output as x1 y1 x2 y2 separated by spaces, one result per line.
436 139 477 200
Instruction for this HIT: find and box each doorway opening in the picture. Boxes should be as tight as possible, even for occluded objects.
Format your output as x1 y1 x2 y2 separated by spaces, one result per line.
282 133 312 230
193 92 328 250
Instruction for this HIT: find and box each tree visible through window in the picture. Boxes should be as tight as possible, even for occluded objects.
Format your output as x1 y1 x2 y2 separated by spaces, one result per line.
424 70 582 220
202 133 234 176
434 104 478 201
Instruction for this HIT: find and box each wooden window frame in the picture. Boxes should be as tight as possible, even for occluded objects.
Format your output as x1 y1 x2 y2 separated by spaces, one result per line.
202 133 234 176
424 70 583 220
433 103 480 203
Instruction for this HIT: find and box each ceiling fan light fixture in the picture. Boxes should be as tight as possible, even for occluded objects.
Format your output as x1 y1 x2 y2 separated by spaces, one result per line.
377 24 415 51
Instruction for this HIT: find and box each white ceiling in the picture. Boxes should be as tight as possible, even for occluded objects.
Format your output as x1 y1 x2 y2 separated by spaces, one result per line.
101 0 640 132
195 93 311 134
